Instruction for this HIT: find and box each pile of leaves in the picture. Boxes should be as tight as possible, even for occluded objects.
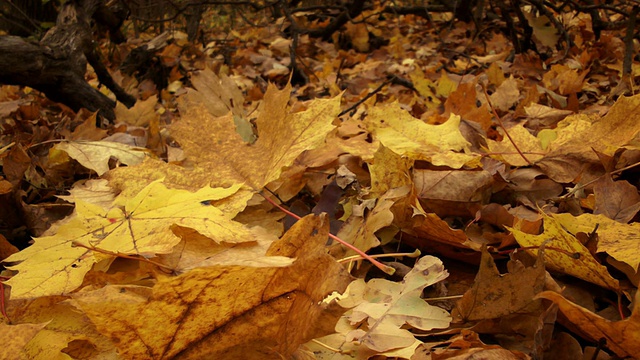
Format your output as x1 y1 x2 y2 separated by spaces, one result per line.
1 3 640 359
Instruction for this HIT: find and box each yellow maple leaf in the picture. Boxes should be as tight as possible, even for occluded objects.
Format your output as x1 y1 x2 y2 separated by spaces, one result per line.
369 145 413 197
365 103 480 169
409 67 441 108
4 180 256 299
552 213 640 274
508 213 619 290
114 96 158 126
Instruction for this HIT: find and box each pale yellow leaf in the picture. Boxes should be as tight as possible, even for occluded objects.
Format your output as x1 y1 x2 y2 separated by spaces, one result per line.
53 141 148 176
365 103 480 168
4 180 255 298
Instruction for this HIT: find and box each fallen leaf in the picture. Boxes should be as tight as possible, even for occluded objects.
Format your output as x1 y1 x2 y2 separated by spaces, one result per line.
0 322 47 359
6 296 116 359
509 213 619 290
524 11 560 47
552 212 640 276
72 214 351 359
108 82 340 195
538 94 640 182
0 233 18 260
115 96 158 126
593 174 640 223
56 179 116 209
335 187 408 255
414 168 493 203
452 246 546 322
369 145 413 197
537 290 640 358
189 68 245 118
160 225 291 272
4 180 256 298
486 124 545 166
332 256 451 353
64 113 108 141
365 103 480 168
542 65 587 96
4 143 31 185
524 103 573 129
52 140 148 176
489 76 520 111
444 81 492 131
502 168 563 207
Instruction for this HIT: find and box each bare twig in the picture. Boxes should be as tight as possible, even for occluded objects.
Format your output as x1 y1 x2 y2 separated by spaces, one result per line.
482 84 532 165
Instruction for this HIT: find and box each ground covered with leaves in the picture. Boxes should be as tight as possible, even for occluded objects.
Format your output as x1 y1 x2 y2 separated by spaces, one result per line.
1 3 639 360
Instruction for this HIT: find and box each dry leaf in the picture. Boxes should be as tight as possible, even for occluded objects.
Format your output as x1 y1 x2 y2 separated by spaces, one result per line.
72 214 351 359
537 290 640 358
452 246 546 322
4 180 256 298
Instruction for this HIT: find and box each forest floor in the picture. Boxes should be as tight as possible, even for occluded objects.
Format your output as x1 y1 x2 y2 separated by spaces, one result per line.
0 5 639 360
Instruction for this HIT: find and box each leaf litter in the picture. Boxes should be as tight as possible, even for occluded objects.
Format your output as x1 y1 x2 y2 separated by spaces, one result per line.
1 5 640 360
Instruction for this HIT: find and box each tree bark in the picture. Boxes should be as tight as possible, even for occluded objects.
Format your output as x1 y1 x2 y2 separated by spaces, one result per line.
0 0 135 123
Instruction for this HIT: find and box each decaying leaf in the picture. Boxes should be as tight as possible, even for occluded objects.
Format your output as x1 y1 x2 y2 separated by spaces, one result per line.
328 256 451 354
486 124 545 166
538 94 640 182
552 213 640 277
452 246 546 322
114 96 158 127
5 295 116 359
0 322 48 359
335 187 408 256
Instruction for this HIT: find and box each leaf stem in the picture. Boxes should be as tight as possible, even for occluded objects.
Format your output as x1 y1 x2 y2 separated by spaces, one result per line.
310 339 345 353
561 159 640 198
338 249 421 263
482 84 532 165
260 193 395 275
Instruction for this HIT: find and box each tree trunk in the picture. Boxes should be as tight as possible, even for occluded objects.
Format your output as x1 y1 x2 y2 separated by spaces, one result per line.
0 0 135 123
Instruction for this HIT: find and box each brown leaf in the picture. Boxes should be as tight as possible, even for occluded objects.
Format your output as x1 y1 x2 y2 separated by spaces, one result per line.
444 82 490 129
593 174 640 223
65 112 107 141
0 233 18 260
4 144 31 185
452 246 546 322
